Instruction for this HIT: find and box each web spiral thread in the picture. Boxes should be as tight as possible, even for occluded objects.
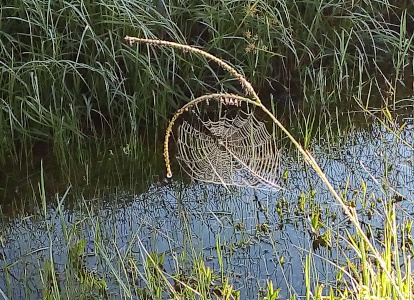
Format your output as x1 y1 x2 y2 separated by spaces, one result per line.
176 109 282 190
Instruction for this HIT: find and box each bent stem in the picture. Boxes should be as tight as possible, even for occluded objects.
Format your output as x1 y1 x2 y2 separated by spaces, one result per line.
124 36 260 103
125 36 403 298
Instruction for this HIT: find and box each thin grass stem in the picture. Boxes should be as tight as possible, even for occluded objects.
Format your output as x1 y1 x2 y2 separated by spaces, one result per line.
125 36 405 298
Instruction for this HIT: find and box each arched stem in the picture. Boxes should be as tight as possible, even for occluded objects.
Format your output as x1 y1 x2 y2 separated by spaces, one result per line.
126 36 403 298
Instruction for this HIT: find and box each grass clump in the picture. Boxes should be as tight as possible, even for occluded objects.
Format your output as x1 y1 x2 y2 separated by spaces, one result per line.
0 1 189 164
304 199 414 300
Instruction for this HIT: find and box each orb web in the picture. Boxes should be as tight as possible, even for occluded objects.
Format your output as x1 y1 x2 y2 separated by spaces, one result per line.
176 109 282 190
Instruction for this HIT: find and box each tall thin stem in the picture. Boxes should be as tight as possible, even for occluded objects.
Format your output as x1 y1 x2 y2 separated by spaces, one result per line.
125 36 404 298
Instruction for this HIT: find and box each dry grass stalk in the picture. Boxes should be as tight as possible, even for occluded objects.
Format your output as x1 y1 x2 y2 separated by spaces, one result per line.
125 35 405 298
124 36 260 103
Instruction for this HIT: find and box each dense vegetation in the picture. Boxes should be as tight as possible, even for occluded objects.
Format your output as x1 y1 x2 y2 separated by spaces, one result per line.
1 1 412 162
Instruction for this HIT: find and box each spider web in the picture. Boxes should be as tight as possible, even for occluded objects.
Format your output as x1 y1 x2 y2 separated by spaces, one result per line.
176 109 282 190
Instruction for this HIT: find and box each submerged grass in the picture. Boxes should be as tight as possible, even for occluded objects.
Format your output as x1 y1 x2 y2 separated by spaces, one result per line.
1 0 414 299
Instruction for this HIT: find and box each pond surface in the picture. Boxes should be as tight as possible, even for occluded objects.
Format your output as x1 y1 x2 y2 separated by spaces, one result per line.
1 111 414 299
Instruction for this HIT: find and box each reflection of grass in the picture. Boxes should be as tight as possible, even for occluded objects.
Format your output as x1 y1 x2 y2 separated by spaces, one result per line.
2 160 414 299
1 0 414 299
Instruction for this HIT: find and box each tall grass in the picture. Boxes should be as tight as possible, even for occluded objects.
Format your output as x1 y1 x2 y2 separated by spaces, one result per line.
0 1 189 164
1 1 412 164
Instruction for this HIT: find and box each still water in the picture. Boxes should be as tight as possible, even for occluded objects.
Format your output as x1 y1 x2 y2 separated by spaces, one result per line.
1 114 413 299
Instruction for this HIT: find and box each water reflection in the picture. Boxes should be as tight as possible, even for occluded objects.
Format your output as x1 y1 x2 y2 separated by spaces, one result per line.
0 118 413 298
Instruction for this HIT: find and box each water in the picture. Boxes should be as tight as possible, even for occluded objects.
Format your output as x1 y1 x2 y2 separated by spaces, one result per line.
0 115 413 299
